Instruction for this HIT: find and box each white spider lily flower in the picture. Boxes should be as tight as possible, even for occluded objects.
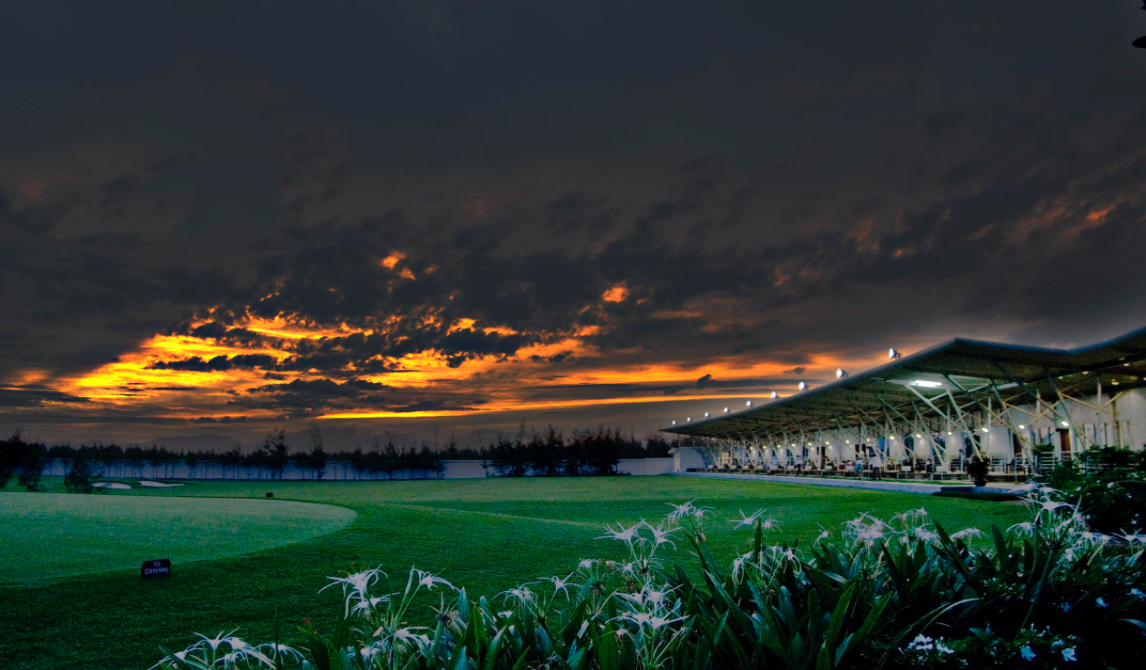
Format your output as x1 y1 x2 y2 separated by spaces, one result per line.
730 509 767 529
360 643 382 658
259 642 304 663
767 545 797 562
644 522 679 548
194 630 240 653
1009 521 1036 537
389 627 432 649
321 568 387 616
578 558 598 570
617 611 686 630
913 527 938 542
544 574 579 599
731 551 753 581
413 569 454 591
894 509 929 526
1040 500 1070 513
351 595 390 617
599 522 642 544
501 585 536 606
951 528 984 541
644 587 671 607
666 501 696 521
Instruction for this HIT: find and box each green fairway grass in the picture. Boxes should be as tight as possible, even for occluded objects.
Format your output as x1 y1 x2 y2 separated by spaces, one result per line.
0 493 357 584
0 476 1030 670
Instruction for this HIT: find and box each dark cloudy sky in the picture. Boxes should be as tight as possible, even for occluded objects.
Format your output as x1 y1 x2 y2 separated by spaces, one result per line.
2 1 1145 449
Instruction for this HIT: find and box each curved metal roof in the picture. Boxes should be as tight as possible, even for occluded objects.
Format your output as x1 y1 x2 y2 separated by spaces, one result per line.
663 325 1146 439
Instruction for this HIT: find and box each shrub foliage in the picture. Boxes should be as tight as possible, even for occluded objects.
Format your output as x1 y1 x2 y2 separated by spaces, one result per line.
1038 447 1146 534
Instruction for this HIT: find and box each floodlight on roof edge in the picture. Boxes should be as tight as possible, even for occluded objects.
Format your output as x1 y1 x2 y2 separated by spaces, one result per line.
911 379 944 389
704 412 710 418
836 368 848 379
671 420 676 426
770 391 778 399
798 381 808 390
888 347 902 360
746 400 753 407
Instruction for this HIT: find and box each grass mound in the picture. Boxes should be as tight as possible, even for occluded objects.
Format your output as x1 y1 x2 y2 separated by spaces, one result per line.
0 492 356 584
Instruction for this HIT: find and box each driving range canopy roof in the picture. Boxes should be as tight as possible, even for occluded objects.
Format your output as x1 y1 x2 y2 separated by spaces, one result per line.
663 325 1146 440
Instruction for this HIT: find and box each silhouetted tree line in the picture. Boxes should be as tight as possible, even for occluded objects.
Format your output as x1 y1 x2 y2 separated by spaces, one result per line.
0 433 48 491
478 427 671 477
0 425 676 488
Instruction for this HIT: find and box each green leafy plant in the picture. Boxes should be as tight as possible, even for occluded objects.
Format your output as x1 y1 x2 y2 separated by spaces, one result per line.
150 491 1146 670
1038 447 1146 533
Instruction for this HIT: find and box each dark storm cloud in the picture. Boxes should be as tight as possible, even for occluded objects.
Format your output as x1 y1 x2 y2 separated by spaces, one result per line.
2 1 1145 446
0 386 90 408
222 377 479 417
148 355 280 372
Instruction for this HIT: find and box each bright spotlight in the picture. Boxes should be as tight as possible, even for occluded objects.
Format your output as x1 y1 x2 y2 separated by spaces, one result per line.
723 407 729 413
888 348 901 360
686 417 691 422
770 391 778 399
836 368 848 379
746 400 753 407
798 381 808 390
704 412 710 418
1060 421 1069 427
671 420 676 426
981 427 990 433
1018 424 1025 430
911 380 943 388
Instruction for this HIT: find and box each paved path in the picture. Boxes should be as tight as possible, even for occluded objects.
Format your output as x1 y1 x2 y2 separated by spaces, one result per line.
678 472 1021 496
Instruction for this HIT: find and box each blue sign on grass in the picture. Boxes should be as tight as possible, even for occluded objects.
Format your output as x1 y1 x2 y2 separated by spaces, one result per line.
141 558 171 578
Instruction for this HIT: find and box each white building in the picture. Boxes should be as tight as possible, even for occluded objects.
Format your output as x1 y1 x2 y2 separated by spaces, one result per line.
665 326 1146 473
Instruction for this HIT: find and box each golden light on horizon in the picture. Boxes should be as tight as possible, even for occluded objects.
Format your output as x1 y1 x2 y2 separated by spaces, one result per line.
11 300 906 431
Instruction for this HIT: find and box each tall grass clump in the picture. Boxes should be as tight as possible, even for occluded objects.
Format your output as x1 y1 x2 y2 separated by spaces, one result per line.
151 487 1146 670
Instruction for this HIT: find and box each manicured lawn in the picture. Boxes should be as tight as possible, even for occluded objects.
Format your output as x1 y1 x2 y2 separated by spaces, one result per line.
0 476 1029 670
0 493 356 584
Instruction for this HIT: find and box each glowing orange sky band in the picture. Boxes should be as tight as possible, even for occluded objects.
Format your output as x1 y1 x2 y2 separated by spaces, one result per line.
317 392 773 420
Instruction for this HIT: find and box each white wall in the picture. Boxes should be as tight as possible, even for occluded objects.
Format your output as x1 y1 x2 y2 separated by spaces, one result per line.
671 447 708 471
1115 389 1146 450
618 458 674 476
39 458 678 481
